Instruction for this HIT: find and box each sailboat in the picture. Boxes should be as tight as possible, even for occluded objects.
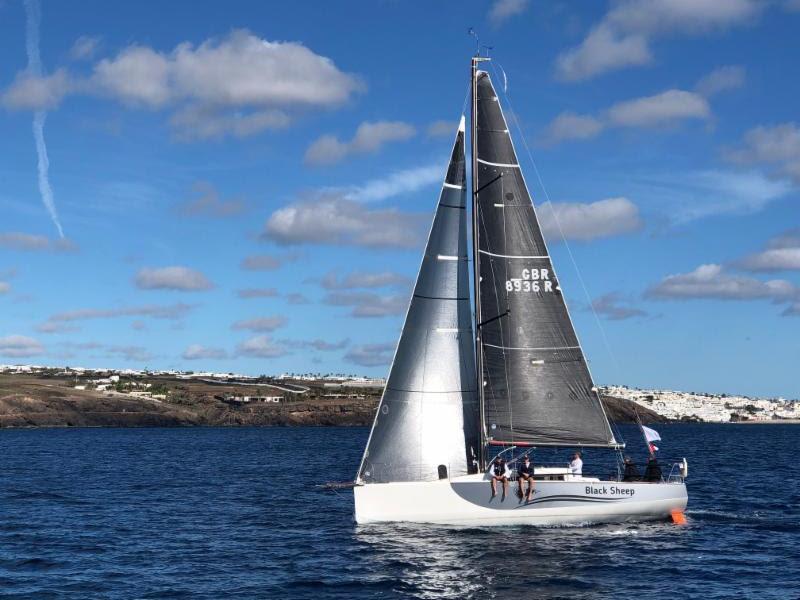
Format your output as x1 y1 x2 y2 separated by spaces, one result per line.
353 55 688 526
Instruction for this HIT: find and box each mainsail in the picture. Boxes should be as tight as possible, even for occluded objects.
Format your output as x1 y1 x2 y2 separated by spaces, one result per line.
472 70 617 448
358 117 480 483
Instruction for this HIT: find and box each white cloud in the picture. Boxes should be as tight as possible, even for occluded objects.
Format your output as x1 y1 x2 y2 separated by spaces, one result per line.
169 105 291 141
0 232 77 252
236 288 279 299
546 112 605 144
555 0 762 81
240 253 299 271
178 181 245 217
736 229 800 272
737 248 800 272
546 89 710 144
342 164 442 203
1 69 72 110
182 344 228 360
320 270 411 290
263 196 427 249
36 321 79 334
556 27 651 83
646 264 799 306
488 0 530 28
606 90 710 127
305 121 415 166
673 170 792 223
2 30 363 140
231 316 288 332
345 343 394 367
427 120 457 138
236 335 288 358
303 338 349 351
591 293 648 320
538 197 643 242
0 335 45 358
69 35 101 61
724 122 800 184
135 266 214 291
323 291 407 318
695 65 746 97
46 303 194 322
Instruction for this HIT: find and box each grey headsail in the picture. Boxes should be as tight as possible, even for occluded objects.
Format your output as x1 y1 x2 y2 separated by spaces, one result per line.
473 70 617 448
357 117 480 483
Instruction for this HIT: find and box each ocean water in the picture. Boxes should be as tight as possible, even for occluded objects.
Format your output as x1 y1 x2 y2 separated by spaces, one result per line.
1 424 798 599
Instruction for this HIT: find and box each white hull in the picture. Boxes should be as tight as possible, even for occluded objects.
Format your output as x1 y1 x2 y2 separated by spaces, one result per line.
354 474 687 526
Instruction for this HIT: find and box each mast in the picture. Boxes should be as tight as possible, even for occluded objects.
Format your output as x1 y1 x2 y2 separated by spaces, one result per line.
471 54 490 470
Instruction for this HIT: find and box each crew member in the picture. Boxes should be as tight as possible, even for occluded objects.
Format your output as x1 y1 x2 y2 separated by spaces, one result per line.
569 451 583 476
644 456 662 482
489 457 510 500
517 455 535 502
622 456 640 482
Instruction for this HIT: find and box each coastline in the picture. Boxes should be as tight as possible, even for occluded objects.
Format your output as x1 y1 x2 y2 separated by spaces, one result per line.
1 374 797 429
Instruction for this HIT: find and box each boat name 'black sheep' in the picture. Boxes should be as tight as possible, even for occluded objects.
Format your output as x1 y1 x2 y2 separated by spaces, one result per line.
585 485 636 497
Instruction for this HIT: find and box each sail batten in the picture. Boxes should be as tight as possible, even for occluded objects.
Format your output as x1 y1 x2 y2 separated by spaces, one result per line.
357 117 480 484
473 71 617 448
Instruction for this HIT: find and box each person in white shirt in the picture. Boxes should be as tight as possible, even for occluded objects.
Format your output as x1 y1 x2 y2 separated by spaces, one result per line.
489 457 510 500
569 452 583 476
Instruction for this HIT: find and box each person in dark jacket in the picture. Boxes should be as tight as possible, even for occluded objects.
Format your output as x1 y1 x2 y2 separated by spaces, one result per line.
644 456 662 482
622 456 640 482
516 455 535 502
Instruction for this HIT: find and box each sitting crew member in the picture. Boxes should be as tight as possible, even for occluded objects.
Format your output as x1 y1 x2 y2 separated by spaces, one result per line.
516 455 535 502
644 456 662 482
622 456 640 482
569 451 583 476
489 457 510 500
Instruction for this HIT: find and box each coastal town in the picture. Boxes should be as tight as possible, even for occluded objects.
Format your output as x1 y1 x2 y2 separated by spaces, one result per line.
600 385 800 423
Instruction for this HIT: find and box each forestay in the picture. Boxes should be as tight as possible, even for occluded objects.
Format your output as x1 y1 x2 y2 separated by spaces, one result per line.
473 71 617 448
358 118 480 483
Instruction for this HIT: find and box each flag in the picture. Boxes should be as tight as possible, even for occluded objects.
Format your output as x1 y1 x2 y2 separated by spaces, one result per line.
649 442 659 454
642 426 661 443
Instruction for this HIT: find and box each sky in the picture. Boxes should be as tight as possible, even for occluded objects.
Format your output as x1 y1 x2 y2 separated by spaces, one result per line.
0 0 798 398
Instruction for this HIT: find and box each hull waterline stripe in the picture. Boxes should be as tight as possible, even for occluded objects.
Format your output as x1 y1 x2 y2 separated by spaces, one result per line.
477 158 520 168
478 249 549 259
483 343 580 351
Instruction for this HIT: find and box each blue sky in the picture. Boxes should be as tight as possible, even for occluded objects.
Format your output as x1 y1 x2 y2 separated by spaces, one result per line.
1 0 798 398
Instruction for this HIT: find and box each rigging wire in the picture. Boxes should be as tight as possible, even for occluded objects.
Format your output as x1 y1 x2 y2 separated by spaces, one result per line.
488 62 627 449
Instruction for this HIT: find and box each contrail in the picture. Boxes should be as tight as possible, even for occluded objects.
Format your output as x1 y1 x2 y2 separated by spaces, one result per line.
24 0 64 238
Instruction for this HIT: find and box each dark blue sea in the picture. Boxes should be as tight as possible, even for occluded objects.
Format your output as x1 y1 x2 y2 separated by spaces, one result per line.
1 424 798 599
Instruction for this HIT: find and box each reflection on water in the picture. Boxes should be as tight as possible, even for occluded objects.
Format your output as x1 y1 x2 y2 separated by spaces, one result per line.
354 520 688 599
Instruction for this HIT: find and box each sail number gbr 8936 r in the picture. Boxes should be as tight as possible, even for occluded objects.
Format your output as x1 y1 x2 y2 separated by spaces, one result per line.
505 268 554 293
